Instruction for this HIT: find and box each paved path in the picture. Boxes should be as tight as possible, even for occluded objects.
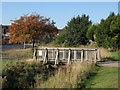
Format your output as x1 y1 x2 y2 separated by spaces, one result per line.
2 44 32 51
97 61 120 67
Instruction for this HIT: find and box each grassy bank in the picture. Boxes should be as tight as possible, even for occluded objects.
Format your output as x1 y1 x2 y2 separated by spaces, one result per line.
1 49 33 59
1 59 25 69
85 66 119 88
110 51 120 61
38 62 96 88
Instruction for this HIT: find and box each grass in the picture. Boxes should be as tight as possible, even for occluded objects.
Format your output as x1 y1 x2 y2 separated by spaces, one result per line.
38 62 96 88
1 48 33 59
84 50 119 88
85 66 119 88
102 51 120 62
0 59 25 69
110 51 120 61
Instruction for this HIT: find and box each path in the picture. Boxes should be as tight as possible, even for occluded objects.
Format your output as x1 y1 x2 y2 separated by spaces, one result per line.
2 44 32 51
97 61 120 67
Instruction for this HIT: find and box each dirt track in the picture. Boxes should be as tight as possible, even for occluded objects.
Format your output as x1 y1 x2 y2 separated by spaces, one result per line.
97 61 120 67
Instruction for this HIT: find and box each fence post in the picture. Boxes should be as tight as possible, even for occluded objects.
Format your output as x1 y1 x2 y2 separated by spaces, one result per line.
52 49 54 60
94 49 97 62
33 48 37 61
43 48 48 64
67 49 71 65
81 49 84 62
55 49 59 65
63 49 65 60
85 50 88 61
97 48 101 61
74 50 77 61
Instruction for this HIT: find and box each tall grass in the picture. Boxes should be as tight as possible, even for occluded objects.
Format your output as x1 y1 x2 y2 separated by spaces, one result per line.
100 48 110 59
2 49 33 59
38 62 95 88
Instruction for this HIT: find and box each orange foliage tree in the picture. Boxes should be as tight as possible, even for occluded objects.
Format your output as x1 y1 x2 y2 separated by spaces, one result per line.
9 13 58 48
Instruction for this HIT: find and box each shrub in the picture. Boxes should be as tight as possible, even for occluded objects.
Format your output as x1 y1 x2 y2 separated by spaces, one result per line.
2 61 55 88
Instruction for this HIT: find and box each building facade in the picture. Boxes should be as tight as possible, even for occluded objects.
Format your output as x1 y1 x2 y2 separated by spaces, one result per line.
1 25 11 44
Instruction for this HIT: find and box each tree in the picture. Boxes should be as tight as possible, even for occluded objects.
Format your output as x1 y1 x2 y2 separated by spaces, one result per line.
9 13 58 49
95 12 120 50
86 24 97 41
63 14 92 46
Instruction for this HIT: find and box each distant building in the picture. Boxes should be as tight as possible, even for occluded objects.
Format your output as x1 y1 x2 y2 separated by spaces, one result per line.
1 25 11 44
57 29 64 35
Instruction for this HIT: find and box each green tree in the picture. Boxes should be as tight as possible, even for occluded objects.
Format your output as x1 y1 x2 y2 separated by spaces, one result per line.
95 12 120 50
63 15 92 46
86 24 97 41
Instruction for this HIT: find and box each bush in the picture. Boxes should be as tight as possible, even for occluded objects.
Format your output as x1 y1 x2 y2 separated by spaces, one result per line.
54 32 66 45
2 61 55 88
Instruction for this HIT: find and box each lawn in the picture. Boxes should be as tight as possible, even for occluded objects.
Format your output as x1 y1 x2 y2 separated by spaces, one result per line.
110 51 120 62
85 66 119 88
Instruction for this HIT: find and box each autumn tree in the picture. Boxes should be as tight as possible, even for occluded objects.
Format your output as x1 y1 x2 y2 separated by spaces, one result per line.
9 13 58 49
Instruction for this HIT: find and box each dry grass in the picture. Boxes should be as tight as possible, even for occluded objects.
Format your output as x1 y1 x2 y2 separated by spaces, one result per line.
38 62 95 88
2 49 33 59
100 48 110 58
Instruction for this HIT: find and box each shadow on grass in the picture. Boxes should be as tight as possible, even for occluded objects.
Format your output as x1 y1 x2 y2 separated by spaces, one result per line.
101 57 118 62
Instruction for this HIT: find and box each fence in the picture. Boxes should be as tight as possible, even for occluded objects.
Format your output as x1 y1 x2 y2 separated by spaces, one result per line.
33 47 101 65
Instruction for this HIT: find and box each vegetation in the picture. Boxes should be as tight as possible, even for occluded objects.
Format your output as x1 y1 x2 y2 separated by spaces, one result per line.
86 24 97 41
9 13 58 48
2 49 33 59
85 66 119 88
2 61 57 88
110 51 120 61
53 12 119 50
38 62 96 88
54 14 92 47
95 12 120 50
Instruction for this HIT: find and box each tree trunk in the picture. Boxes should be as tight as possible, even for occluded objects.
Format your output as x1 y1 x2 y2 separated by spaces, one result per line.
32 39 35 53
23 42 26 49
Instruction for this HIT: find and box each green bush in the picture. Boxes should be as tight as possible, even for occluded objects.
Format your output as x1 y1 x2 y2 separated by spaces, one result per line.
54 32 66 45
2 61 55 88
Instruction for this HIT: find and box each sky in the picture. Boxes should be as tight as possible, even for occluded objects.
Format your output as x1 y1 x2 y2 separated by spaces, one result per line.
1 2 118 29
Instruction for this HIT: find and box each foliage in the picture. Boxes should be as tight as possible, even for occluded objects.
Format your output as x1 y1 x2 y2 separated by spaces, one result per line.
53 15 91 47
9 13 58 48
86 24 97 41
63 15 92 46
54 32 66 45
2 61 55 88
95 12 120 50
